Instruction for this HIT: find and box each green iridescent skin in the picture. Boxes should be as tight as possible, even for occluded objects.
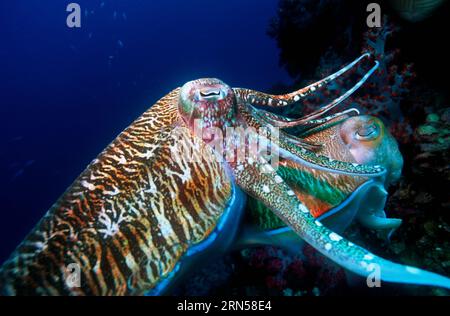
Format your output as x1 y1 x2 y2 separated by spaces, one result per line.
279 166 347 206
249 165 348 230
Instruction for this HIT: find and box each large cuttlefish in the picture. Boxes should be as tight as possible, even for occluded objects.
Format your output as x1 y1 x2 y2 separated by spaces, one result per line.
1 54 449 295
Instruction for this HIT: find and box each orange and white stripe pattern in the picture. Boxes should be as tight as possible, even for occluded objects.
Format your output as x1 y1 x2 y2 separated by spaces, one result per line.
0 88 234 295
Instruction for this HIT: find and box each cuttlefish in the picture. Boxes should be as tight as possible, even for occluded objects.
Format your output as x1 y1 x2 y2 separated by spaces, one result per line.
0 54 449 295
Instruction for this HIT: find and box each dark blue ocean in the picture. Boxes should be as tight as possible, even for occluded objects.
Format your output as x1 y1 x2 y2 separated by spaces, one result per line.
0 0 292 262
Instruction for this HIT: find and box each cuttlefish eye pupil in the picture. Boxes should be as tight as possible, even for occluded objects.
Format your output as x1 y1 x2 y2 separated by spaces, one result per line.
200 90 220 97
199 89 223 100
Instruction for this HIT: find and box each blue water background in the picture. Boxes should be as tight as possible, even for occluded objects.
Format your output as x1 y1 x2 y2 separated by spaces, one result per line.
0 0 291 262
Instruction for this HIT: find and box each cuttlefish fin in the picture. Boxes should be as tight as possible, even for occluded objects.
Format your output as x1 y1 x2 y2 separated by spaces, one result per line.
232 156 450 289
358 214 402 241
234 226 304 255
233 53 370 107
354 184 402 241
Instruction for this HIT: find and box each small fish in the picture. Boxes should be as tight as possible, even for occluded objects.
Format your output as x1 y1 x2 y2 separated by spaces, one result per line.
100 2 105 8
117 40 124 48
122 12 127 21
113 11 117 19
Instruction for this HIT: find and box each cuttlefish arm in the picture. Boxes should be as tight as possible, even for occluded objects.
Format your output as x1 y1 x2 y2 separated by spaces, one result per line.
240 104 386 177
251 106 361 148
231 155 450 289
244 59 379 130
254 106 360 130
233 53 370 108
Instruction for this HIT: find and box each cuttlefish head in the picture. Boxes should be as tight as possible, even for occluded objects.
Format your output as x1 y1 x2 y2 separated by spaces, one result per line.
179 78 237 131
340 115 403 186
335 115 404 237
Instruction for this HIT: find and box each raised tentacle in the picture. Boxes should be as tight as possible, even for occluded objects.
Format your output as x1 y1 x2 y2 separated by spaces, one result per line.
231 155 450 290
247 60 379 129
234 53 370 107
292 60 379 123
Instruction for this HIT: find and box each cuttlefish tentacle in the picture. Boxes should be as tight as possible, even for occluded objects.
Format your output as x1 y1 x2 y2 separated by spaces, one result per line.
292 61 379 123
231 154 450 290
234 53 370 107
241 103 386 177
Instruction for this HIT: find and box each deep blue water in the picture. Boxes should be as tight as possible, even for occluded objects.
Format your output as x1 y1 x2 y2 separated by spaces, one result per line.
0 0 291 262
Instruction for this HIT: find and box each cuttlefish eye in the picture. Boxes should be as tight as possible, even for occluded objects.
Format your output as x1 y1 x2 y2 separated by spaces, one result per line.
179 78 236 129
340 116 384 146
355 121 380 141
199 88 222 99
340 115 403 185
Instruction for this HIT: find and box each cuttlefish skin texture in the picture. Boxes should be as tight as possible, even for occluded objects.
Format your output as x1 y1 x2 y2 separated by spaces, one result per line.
1 56 449 295
250 115 404 235
0 89 244 295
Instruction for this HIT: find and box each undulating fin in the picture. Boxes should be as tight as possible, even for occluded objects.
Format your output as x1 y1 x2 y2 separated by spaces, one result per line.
234 226 304 255
358 213 402 241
